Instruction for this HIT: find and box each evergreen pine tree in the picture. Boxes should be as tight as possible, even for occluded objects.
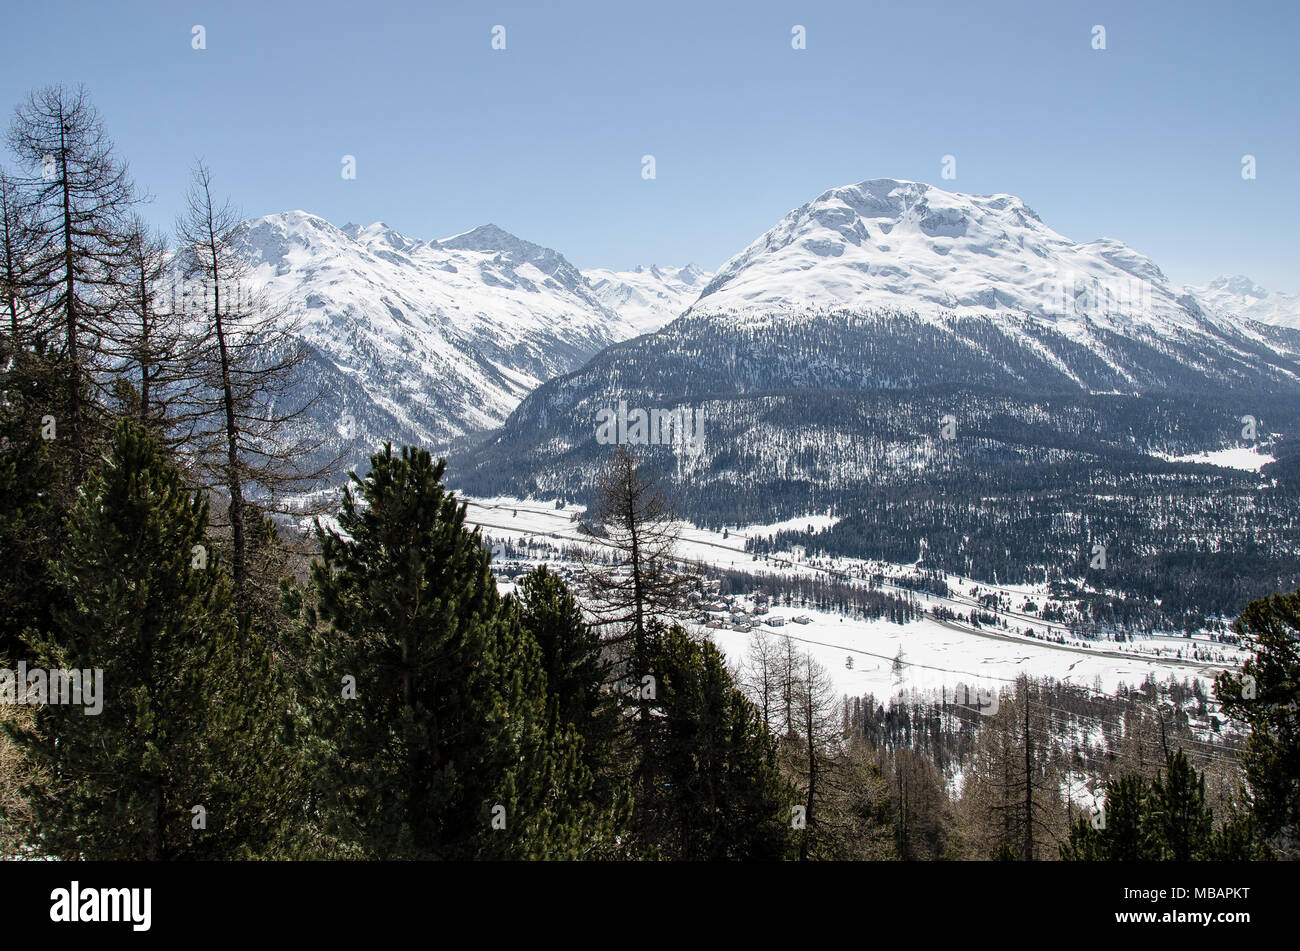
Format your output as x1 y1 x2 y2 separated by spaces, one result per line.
1148 749 1213 860
509 564 629 844
1060 774 1152 861
1060 750 1266 861
6 420 304 858
311 444 607 859
1215 590 1300 859
639 623 794 859
1208 803 1273 861
0 352 66 658
513 564 602 733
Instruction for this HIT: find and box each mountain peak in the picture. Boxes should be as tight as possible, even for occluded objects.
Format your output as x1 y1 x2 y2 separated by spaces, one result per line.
690 177 1192 332
1205 275 1268 299
238 210 351 262
1188 275 1300 328
813 178 1043 223
432 223 605 304
247 209 339 233
437 223 530 254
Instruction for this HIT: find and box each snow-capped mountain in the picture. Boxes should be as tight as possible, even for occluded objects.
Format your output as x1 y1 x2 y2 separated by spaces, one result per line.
456 178 1300 517
666 178 1300 394
583 264 712 335
690 179 1227 339
1187 275 1300 329
234 211 644 473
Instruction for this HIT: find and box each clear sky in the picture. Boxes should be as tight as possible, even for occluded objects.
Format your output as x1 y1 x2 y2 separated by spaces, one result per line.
2 0 1296 290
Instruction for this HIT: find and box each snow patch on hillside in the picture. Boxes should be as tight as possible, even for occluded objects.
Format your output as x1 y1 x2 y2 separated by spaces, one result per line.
1152 447 1275 472
737 513 841 537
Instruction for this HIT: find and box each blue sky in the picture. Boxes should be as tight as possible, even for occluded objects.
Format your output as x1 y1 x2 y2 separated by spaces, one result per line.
2 0 1296 290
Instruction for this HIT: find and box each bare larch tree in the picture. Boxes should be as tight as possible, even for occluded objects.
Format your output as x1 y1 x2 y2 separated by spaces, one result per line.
174 160 328 631
581 446 694 664
0 168 37 350
7 83 137 467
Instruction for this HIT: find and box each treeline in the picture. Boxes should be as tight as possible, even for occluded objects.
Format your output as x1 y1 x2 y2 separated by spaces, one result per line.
748 466 1300 632
849 675 1240 781
738 644 1280 861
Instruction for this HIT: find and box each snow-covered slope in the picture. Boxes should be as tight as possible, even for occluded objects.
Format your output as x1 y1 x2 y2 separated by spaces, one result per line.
235 211 644 469
583 264 712 334
692 178 1224 341
1187 275 1300 329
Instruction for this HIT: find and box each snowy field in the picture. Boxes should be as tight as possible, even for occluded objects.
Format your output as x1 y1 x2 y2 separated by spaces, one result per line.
461 495 1244 702
1149 446 1275 472
702 598 1217 702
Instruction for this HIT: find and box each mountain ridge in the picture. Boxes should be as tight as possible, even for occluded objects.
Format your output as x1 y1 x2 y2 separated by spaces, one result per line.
1187 274 1300 329
233 211 648 474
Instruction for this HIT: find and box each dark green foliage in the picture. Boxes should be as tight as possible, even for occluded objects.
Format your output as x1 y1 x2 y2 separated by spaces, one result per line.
1148 750 1213 860
637 624 795 860
513 564 602 733
1215 590 1300 857
6 421 304 858
0 348 99 659
310 444 606 859
1208 804 1274 861
509 564 629 839
1060 750 1270 861
1069 775 1153 861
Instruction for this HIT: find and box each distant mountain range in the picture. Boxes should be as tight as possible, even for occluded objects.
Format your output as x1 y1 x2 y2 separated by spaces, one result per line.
236 182 1300 517
458 178 1300 498
234 211 704 473
583 264 712 336
1186 274 1300 329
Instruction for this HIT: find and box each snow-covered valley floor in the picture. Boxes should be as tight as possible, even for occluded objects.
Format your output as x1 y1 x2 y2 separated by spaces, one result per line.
460 495 1245 703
